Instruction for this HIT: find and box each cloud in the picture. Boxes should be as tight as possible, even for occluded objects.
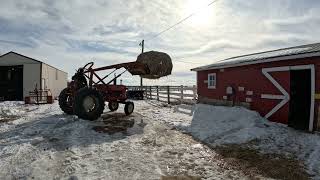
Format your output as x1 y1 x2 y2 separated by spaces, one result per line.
0 40 35 48
0 0 319 86
265 9 320 34
65 39 138 56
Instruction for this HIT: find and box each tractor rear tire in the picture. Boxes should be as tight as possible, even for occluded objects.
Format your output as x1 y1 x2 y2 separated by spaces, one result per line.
73 87 105 121
59 88 74 115
124 102 134 116
108 102 119 112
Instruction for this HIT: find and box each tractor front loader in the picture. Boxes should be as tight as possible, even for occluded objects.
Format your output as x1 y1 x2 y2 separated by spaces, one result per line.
58 51 172 120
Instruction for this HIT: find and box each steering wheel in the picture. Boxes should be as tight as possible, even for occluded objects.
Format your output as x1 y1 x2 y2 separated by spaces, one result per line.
83 62 94 71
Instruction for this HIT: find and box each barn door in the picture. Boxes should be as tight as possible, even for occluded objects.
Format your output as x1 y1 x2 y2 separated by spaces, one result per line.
0 66 23 101
261 65 315 131
288 69 311 130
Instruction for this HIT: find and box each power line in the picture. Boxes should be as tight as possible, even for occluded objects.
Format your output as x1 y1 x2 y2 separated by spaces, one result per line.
145 0 221 41
143 46 203 64
141 0 222 65
174 59 204 65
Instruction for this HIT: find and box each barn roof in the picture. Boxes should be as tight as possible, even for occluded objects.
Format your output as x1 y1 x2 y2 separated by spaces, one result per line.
0 51 67 74
191 42 320 71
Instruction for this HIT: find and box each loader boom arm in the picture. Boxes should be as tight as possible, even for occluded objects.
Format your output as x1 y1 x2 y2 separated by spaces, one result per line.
84 61 150 75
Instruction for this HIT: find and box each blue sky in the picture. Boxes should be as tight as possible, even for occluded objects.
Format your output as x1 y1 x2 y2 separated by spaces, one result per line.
0 0 320 85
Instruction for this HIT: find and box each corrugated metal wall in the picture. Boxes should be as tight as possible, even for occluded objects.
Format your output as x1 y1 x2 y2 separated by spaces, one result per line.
41 63 67 98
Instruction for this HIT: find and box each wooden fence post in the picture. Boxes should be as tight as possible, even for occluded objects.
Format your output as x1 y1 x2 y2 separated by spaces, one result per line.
156 86 159 101
149 86 152 99
193 85 197 100
167 86 170 104
144 86 148 99
180 85 184 102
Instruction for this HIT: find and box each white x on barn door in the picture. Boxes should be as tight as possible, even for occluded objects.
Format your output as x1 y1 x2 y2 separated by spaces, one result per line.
261 66 290 119
261 65 315 131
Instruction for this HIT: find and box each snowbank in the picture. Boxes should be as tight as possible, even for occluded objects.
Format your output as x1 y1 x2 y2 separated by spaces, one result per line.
189 104 269 145
134 100 192 128
188 103 320 179
0 101 26 117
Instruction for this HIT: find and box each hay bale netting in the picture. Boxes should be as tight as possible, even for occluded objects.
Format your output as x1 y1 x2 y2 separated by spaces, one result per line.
136 51 173 79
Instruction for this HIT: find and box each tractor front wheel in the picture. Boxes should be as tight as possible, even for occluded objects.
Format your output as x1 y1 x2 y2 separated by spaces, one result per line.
73 87 105 121
124 102 134 115
108 102 119 112
58 88 74 115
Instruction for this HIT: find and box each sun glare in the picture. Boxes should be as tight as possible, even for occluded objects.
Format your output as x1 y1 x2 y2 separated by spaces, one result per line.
184 0 213 27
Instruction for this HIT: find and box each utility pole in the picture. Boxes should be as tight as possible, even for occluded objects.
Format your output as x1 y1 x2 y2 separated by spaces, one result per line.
139 40 144 87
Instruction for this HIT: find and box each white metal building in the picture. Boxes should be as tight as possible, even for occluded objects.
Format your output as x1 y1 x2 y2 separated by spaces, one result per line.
0 51 67 101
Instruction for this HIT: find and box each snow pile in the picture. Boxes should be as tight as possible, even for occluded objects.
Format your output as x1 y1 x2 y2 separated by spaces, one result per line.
0 101 26 118
134 100 192 128
189 104 269 144
188 103 320 178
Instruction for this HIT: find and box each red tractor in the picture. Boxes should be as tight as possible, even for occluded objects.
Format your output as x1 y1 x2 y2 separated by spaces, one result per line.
58 61 150 120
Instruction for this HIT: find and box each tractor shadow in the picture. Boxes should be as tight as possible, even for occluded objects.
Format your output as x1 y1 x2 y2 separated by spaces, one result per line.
0 111 146 152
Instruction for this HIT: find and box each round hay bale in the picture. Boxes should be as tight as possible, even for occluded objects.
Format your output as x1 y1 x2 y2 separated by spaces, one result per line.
136 51 173 79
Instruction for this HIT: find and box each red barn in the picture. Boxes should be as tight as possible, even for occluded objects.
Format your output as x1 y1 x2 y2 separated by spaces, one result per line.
191 43 320 132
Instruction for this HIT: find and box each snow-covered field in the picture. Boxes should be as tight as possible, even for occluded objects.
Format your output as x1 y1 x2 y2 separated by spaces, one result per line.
0 100 319 179
0 101 254 180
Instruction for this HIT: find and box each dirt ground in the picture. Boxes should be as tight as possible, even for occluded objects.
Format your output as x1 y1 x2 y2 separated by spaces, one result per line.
214 144 310 180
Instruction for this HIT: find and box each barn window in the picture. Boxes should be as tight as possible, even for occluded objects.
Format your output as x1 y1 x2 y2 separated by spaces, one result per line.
208 73 216 89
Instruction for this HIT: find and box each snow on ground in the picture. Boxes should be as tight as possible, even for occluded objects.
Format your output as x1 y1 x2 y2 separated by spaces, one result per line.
187 104 320 179
1 100 320 179
136 101 320 179
0 101 256 180
134 100 193 128
0 101 27 117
